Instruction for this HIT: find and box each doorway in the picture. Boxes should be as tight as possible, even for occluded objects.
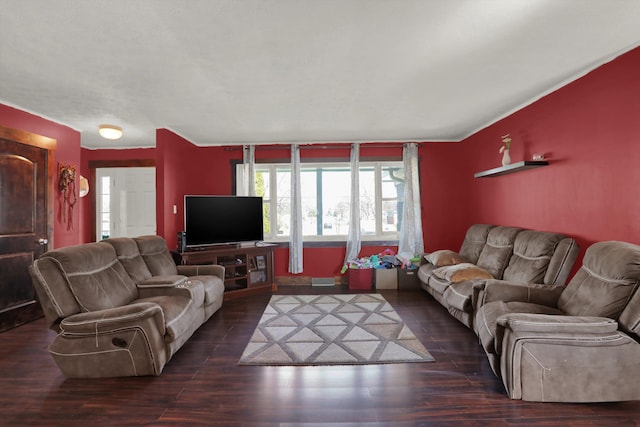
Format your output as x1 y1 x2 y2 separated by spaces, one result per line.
89 159 156 242
95 167 156 240
0 125 55 332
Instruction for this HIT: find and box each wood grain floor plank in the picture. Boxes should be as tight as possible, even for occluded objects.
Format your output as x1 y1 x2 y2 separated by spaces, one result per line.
1 287 639 426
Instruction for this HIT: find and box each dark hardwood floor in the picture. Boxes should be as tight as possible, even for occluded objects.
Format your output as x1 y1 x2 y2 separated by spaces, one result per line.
1 286 639 426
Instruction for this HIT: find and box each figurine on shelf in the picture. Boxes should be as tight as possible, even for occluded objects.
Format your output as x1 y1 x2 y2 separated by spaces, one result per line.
499 134 512 166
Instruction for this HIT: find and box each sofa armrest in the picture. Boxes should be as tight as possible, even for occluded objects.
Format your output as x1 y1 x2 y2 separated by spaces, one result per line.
177 264 225 281
470 278 490 309
498 313 618 334
137 278 205 304
420 253 431 266
138 275 187 287
59 302 165 336
474 279 564 309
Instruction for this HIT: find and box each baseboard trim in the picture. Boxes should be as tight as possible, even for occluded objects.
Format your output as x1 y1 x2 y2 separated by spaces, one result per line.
275 276 348 286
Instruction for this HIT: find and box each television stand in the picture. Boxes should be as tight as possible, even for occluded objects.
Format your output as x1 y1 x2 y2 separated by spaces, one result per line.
176 243 277 299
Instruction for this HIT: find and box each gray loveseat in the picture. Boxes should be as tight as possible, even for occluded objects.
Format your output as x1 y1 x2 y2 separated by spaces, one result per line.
418 224 580 329
29 235 224 378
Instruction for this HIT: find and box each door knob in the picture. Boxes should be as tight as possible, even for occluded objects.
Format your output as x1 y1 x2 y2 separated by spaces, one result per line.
37 238 48 246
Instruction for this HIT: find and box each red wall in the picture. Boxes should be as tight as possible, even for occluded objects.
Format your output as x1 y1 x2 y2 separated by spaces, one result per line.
419 141 473 252
156 129 236 249
437 45 640 267
5 44 639 280
0 104 82 248
152 135 405 277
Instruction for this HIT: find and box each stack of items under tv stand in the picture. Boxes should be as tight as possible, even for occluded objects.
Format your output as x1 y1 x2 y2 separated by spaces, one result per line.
176 243 277 299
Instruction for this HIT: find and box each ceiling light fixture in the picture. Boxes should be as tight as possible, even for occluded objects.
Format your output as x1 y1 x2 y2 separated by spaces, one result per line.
98 124 123 140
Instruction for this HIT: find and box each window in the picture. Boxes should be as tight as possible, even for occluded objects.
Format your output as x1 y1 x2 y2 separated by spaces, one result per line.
240 161 404 242
98 175 111 239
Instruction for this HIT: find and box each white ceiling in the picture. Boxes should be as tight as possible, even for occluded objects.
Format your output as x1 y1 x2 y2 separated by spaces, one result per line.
1 1 640 149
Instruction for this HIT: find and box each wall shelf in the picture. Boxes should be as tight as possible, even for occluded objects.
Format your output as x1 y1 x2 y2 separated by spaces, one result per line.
474 160 549 178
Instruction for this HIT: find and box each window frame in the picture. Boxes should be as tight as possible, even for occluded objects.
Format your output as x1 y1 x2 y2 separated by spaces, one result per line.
237 158 404 244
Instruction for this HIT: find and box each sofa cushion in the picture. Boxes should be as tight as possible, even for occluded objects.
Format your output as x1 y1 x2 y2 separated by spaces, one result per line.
135 235 179 276
476 226 521 279
43 242 139 312
134 295 200 343
433 263 493 283
188 275 225 306
426 273 452 296
543 238 580 286
418 263 436 280
425 250 468 267
104 237 153 284
444 281 475 312
459 224 494 264
559 241 640 319
502 230 566 284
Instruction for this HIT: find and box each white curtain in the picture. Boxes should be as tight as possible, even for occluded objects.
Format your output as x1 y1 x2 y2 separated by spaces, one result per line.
289 144 303 273
242 144 256 196
398 143 424 262
343 143 361 269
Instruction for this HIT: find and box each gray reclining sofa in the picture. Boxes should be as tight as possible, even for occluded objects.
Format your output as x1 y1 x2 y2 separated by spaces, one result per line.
418 224 580 329
29 235 224 378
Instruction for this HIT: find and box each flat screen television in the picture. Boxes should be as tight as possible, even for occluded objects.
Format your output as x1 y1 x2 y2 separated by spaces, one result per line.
184 195 264 248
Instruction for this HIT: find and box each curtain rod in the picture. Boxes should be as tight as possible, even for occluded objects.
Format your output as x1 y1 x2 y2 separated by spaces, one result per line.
224 142 421 151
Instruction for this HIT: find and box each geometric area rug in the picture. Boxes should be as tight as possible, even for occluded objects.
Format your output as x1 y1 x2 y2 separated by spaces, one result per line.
238 294 434 366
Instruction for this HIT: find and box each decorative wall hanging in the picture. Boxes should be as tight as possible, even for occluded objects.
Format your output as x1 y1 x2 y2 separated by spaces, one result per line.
59 163 77 230
78 175 89 198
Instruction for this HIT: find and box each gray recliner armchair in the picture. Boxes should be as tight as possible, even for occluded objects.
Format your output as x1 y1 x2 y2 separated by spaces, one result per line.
475 240 640 402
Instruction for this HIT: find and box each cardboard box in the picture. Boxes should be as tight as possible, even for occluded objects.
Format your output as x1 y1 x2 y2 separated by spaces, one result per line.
349 268 373 290
375 268 398 289
398 267 420 290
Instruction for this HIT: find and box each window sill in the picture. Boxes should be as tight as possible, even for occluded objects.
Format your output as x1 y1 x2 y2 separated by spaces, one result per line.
265 240 399 248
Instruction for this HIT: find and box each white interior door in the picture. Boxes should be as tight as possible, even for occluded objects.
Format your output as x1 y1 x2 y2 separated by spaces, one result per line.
96 167 156 240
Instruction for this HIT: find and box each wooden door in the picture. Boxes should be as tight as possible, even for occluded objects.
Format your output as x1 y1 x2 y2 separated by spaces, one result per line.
0 126 55 332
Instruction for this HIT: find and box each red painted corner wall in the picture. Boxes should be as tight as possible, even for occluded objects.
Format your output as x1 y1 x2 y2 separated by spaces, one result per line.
419 142 474 252
156 129 238 249
456 45 640 268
